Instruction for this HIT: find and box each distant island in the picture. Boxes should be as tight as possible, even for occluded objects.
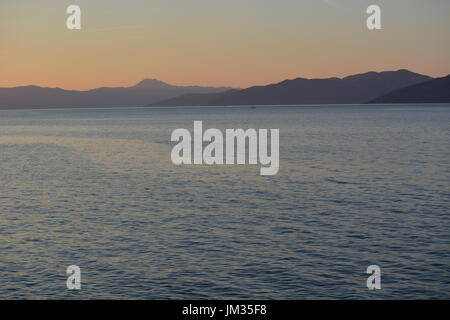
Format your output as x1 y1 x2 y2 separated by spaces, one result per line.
1 70 449 110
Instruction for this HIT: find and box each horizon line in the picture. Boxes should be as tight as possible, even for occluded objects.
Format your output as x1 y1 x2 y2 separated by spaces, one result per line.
2 68 448 92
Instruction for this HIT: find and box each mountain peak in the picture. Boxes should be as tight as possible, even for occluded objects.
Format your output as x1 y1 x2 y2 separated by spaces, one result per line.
134 78 172 89
396 69 414 73
342 69 430 81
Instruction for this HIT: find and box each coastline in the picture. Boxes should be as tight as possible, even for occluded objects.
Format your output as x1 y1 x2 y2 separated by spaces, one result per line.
1 103 450 112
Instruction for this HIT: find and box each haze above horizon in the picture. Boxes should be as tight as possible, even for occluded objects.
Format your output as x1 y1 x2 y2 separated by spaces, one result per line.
1 0 450 90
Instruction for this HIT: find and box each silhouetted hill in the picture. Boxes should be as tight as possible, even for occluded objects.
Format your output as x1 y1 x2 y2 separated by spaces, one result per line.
370 75 450 103
134 78 173 89
151 70 432 106
0 80 232 109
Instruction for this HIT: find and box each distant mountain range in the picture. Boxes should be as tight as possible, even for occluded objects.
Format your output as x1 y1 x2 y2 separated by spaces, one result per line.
151 70 435 106
0 79 232 109
370 75 450 104
1 70 449 109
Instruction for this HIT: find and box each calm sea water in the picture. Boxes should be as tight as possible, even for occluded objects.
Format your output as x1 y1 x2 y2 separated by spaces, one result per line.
0 104 449 299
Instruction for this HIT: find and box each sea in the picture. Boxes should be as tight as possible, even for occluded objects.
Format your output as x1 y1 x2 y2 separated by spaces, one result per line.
0 104 449 299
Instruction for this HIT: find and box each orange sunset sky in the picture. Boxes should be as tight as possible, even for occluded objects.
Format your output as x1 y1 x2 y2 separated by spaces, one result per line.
1 0 450 90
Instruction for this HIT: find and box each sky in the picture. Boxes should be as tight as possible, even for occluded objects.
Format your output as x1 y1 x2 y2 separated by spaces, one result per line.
1 0 450 90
